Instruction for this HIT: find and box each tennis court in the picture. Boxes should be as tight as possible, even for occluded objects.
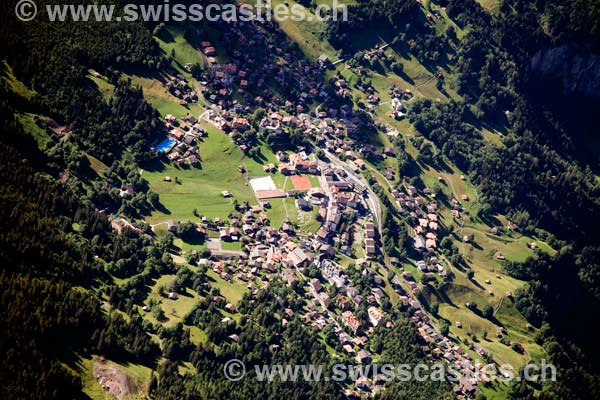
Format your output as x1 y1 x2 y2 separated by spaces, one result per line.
290 175 312 190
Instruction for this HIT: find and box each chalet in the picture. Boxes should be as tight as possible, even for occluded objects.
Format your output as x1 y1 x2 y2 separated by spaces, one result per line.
342 311 361 333
365 240 376 255
356 350 372 364
183 135 195 145
368 306 385 327
278 163 292 175
355 377 371 392
288 247 309 267
337 295 351 311
308 187 327 199
319 244 335 258
221 272 232 281
371 288 386 303
423 272 436 281
296 198 312 211
317 54 329 66
275 151 287 161
426 238 437 249
219 228 230 240
363 222 375 238
318 292 331 307
281 268 298 287
188 155 199 166
282 116 296 126
281 220 293 233
316 227 331 241
167 220 179 232
310 278 323 292
232 117 250 131
338 192 359 208
225 303 236 313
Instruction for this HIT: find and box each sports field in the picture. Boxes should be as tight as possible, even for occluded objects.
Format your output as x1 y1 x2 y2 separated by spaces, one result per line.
290 175 313 191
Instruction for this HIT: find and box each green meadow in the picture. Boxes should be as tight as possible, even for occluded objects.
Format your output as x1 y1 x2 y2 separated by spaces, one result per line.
143 124 287 223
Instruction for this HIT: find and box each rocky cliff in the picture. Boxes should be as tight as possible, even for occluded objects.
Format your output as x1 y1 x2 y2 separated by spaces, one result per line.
531 45 600 98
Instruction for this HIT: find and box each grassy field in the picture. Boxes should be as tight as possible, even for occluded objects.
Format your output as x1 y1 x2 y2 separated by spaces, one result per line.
125 71 205 119
143 126 257 222
221 241 243 251
476 0 501 14
123 26 210 119
87 72 115 101
245 0 338 61
206 270 248 305
155 27 204 73
141 274 204 328
144 124 287 223
437 281 544 368
15 113 51 148
173 237 208 252
86 154 110 176
2 61 36 100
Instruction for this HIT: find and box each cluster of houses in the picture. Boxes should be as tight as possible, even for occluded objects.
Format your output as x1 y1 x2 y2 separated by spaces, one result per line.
277 150 320 176
291 259 396 395
166 73 199 105
192 19 330 118
411 301 483 398
307 165 380 258
160 114 205 167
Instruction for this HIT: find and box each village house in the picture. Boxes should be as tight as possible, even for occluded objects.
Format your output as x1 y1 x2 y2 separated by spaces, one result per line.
368 306 385 327
356 349 372 364
342 311 361 333
281 269 298 287
310 278 323 293
296 198 312 211
287 247 309 267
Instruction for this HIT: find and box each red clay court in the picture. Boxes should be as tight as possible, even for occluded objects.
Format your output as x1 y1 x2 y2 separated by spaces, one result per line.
290 175 312 191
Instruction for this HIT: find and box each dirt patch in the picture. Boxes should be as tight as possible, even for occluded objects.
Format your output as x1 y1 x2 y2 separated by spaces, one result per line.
93 361 140 399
